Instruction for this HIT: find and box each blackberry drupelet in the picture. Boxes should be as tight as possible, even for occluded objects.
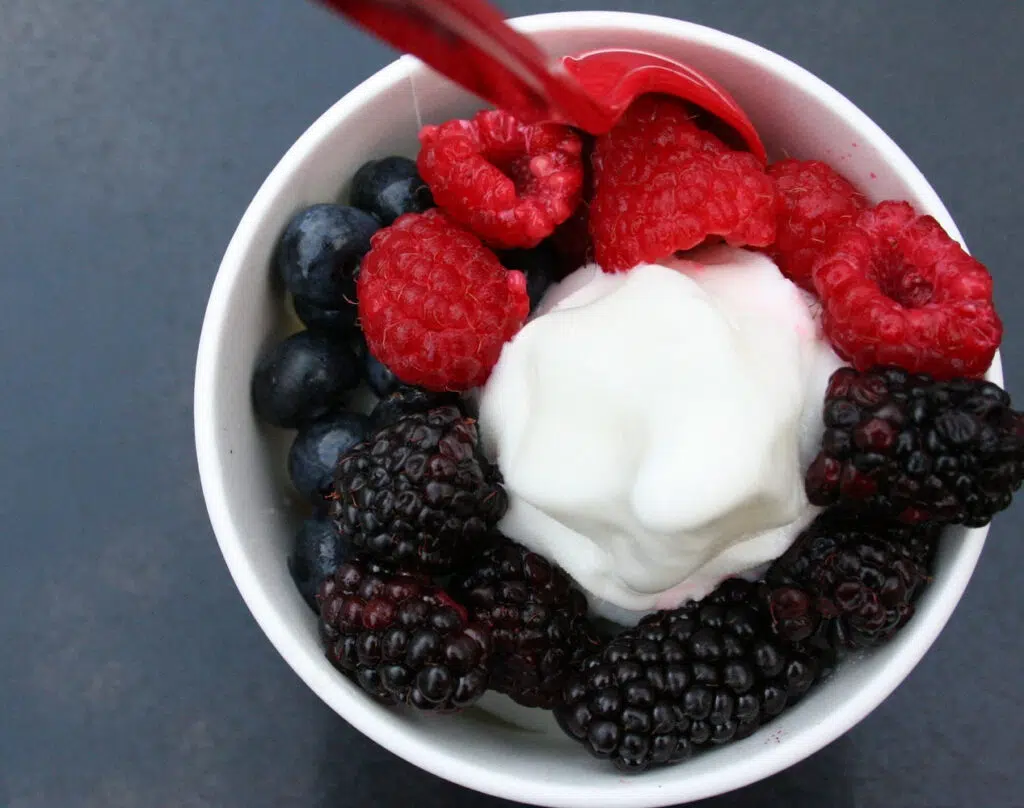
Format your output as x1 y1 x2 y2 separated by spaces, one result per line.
452 538 600 708
328 406 508 573
318 558 491 712
764 509 938 651
806 366 1024 526
554 579 822 772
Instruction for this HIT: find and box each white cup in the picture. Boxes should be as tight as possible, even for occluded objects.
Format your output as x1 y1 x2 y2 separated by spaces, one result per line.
195 11 1000 807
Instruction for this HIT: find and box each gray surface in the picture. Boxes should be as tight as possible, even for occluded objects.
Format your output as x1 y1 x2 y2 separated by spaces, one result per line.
2 0 1022 806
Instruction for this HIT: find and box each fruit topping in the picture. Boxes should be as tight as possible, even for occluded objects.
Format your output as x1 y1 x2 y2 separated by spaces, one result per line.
766 158 867 293
350 156 434 226
497 240 563 312
288 410 372 505
589 96 776 272
805 366 1024 526
812 201 1002 378
328 406 509 574
277 203 379 310
358 209 530 392
292 294 358 337
554 579 823 772
251 331 360 428
318 559 491 712
452 537 599 708
764 509 938 651
417 109 584 249
370 387 465 430
289 514 352 610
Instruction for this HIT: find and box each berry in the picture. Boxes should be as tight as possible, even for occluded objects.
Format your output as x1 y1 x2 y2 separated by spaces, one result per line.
498 241 561 312
350 156 434 226
370 386 464 430
318 559 491 712
589 96 776 272
288 411 372 504
364 349 401 398
812 201 1002 378
452 538 600 708
417 109 584 249
289 514 351 610
554 579 822 772
251 331 361 428
292 294 357 337
766 159 867 293
276 203 380 310
328 406 509 574
765 509 937 651
358 210 530 392
806 366 1024 526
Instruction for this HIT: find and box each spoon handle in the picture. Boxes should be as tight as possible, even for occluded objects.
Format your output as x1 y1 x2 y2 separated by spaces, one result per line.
315 0 614 132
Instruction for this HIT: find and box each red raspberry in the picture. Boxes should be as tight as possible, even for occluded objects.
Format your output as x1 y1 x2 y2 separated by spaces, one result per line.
358 210 530 391
766 159 867 292
589 96 776 272
417 110 584 250
813 201 1002 378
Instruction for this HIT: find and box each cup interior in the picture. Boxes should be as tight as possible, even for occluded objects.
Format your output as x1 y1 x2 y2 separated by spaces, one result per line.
195 12 998 807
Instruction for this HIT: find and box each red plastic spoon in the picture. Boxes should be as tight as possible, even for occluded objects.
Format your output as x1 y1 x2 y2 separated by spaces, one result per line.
314 0 767 162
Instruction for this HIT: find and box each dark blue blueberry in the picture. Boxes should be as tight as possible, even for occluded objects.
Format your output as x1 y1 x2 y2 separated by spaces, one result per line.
365 349 401 397
370 387 464 429
276 203 379 309
350 156 434 226
292 293 357 337
287 515 351 610
498 241 561 311
251 331 361 428
288 410 372 504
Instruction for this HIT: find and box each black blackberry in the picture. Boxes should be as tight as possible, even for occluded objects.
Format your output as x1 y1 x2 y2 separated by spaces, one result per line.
805 366 1024 527
554 579 822 772
764 509 938 651
370 386 465 430
318 558 491 712
452 538 600 708
328 406 507 573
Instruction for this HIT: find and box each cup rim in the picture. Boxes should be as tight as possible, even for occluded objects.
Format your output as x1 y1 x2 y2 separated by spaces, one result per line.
195 11 999 807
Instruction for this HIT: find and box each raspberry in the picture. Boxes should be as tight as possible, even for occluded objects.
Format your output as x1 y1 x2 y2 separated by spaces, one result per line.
589 96 776 272
417 110 584 249
358 210 530 392
766 159 867 292
812 201 1002 378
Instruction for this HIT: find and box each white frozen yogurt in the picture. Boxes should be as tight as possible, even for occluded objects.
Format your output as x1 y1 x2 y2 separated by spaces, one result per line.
478 245 844 624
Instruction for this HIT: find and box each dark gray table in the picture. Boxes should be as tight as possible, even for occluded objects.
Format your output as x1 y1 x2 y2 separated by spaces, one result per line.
3 1 1021 806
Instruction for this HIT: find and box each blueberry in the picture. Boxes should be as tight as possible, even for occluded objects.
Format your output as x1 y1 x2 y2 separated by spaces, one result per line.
498 241 560 311
365 349 401 397
288 515 351 610
288 410 372 503
292 294 357 337
251 331 361 428
277 203 379 309
350 156 434 226
371 387 464 429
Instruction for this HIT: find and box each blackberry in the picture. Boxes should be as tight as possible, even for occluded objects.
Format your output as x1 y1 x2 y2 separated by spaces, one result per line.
452 538 600 708
318 559 491 712
765 509 938 651
370 386 464 430
554 579 822 772
806 366 1024 526
328 406 508 573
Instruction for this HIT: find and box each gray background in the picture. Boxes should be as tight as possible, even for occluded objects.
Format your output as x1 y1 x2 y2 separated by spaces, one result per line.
2 0 1022 806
